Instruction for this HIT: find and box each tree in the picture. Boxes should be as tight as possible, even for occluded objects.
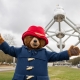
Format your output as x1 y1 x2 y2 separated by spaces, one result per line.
0 34 16 65
68 57 80 65
3 34 16 46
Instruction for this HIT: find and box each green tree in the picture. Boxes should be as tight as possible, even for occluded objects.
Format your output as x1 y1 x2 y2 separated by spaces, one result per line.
0 34 16 65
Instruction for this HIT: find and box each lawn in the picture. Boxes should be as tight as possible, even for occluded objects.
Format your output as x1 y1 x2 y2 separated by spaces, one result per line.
0 70 14 80
48 66 80 80
0 66 80 80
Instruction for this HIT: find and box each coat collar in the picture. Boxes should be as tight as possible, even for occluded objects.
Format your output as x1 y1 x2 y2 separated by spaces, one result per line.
22 45 45 51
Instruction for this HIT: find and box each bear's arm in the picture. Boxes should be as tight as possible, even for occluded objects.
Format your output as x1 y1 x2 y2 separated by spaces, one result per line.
0 41 20 57
45 50 69 62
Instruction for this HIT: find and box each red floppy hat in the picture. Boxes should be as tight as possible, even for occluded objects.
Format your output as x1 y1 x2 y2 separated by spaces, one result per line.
22 25 48 46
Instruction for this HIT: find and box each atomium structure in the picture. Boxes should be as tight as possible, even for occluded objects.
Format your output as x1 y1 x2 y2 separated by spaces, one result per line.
45 5 80 52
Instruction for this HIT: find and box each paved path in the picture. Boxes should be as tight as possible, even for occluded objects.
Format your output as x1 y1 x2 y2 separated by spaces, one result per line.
0 65 78 72
71 66 78 69
0 66 15 71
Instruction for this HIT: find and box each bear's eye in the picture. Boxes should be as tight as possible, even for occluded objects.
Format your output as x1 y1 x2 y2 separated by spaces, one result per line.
38 38 41 40
29 36 33 38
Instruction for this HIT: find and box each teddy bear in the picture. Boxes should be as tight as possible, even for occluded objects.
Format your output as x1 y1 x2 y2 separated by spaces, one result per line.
0 25 80 80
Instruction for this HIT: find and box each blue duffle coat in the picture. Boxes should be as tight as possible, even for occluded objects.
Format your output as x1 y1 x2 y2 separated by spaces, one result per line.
0 42 69 80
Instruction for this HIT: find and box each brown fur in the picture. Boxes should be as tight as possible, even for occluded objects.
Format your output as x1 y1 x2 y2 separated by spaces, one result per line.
0 34 4 44
38 39 45 48
24 36 33 49
68 45 80 57
23 36 45 49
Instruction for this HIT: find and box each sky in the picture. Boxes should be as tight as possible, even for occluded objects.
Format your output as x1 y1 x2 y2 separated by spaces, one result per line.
0 0 80 58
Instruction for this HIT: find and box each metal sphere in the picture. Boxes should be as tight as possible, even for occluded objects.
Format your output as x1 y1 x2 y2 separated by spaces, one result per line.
55 30 65 38
53 5 66 22
57 42 65 49
54 14 65 22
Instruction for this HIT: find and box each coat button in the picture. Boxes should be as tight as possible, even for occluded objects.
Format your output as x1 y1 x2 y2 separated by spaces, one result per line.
35 52 37 53
26 66 34 70
28 50 31 52
26 75 34 80
28 58 35 61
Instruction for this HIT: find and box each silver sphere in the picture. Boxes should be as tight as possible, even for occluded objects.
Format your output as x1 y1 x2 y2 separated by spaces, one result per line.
57 42 65 49
54 14 65 22
54 5 66 22
55 30 65 38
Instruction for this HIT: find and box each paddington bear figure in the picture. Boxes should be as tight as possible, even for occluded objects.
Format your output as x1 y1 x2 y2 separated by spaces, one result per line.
0 25 80 80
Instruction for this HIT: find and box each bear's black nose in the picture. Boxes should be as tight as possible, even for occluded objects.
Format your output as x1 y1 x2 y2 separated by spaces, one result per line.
34 40 37 43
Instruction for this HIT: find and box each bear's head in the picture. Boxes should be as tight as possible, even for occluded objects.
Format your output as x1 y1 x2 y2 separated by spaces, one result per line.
23 36 46 49
22 25 48 49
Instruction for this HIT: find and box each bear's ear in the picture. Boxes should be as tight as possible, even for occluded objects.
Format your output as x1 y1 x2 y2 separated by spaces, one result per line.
39 39 45 48
23 36 33 46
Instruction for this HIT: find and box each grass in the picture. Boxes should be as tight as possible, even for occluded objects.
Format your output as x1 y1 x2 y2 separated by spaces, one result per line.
0 71 14 80
48 66 80 80
0 66 80 80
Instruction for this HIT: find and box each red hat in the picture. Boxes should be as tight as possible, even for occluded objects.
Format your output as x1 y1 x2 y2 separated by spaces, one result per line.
22 25 48 46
